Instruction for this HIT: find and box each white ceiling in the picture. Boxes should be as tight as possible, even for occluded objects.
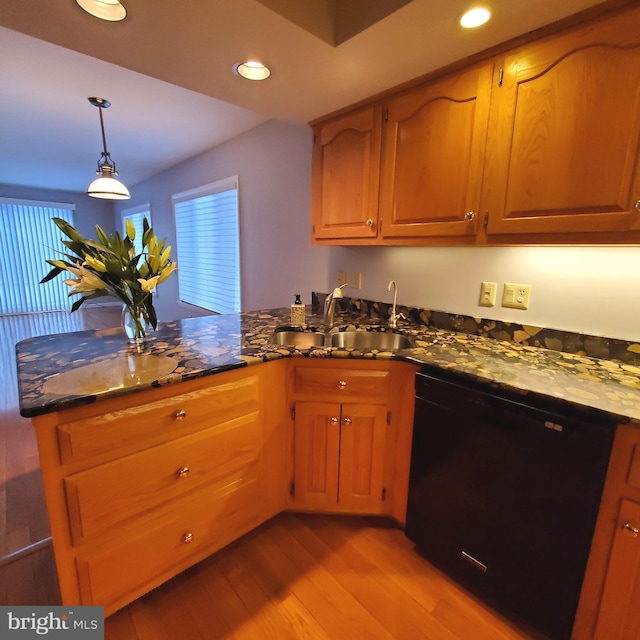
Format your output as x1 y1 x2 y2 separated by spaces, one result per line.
0 0 606 194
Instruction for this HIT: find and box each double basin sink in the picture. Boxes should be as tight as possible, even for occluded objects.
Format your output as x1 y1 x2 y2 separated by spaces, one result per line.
269 328 414 351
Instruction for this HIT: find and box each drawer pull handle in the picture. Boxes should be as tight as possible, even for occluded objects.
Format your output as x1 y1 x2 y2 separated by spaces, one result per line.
338 380 347 389
622 522 639 537
183 532 194 544
343 417 352 424
174 410 187 420
177 466 190 479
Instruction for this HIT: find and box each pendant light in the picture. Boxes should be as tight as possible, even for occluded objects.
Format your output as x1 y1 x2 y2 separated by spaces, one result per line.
86 97 131 200
75 0 126 22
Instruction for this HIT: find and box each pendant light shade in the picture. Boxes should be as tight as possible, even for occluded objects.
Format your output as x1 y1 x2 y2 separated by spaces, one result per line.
87 170 131 200
75 0 126 22
87 97 130 200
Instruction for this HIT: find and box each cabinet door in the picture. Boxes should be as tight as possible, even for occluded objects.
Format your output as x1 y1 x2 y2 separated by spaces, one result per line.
379 63 493 238
483 8 640 237
593 498 640 639
311 105 382 240
292 402 341 508
338 403 388 514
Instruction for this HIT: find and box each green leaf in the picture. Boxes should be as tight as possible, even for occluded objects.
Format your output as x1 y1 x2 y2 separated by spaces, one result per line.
53 217 84 243
142 226 154 248
125 218 136 241
145 297 158 330
40 265 64 284
70 296 87 312
95 225 109 246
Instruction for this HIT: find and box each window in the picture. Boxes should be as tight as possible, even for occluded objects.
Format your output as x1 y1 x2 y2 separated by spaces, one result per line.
0 197 75 315
121 203 151 256
172 177 240 314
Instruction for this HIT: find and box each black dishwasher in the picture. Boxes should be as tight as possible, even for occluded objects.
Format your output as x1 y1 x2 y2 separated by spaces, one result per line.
405 369 616 640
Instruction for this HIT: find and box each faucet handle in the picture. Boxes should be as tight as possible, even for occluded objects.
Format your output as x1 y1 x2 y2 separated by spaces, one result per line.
389 311 406 329
333 284 346 298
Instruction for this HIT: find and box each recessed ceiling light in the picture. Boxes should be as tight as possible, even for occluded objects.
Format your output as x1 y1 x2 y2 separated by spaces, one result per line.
233 61 271 81
75 0 127 22
460 7 491 29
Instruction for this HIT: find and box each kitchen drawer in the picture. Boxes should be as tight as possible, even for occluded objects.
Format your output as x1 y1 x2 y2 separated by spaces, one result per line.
294 366 390 401
76 474 262 612
57 373 259 465
65 412 261 545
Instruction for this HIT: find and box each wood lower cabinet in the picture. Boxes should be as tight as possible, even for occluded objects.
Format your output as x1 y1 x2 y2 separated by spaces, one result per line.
31 363 288 616
292 401 388 513
287 360 418 522
574 423 640 639
483 6 640 240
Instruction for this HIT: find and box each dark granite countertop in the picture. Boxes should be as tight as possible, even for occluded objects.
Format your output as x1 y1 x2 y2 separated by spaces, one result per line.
15 307 640 424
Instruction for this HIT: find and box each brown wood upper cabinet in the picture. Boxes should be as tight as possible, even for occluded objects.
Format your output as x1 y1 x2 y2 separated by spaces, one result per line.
380 63 493 239
311 104 382 240
483 7 640 238
311 4 640 245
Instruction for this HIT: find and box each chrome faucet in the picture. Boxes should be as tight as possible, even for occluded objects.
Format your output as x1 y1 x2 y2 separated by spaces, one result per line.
387 279 404 329
324 285 344 328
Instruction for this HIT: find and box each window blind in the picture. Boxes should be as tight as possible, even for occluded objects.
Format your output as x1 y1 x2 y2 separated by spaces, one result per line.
0 198 75 315
172 177 240 314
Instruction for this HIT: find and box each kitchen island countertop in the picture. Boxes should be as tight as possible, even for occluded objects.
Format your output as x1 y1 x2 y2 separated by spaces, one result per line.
15 307 640 423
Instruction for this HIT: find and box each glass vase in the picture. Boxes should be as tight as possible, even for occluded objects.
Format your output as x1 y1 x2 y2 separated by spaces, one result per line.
121 304 150 349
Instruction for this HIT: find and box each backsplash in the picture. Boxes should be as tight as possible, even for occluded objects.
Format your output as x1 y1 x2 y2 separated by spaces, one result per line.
312 292 640 365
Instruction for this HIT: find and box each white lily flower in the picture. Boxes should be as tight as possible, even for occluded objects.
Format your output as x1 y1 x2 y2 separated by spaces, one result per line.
64 263 107 293
83 254 107 273
138 276 160 293
157 262 177 284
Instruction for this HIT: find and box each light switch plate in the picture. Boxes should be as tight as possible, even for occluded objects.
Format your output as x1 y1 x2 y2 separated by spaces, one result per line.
502 283 532 310
479 282 497 307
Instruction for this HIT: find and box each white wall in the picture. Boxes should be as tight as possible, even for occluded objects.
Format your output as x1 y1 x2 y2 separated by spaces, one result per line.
329 245 640 342
115 119 331 321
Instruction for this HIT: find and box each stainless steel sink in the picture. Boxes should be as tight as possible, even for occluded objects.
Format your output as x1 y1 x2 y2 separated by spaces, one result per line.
269 328 413 350
330 331 413 350
269 330 326 347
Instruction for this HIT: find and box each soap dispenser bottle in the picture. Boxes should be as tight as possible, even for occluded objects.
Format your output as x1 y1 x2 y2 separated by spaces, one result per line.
291 294 305 326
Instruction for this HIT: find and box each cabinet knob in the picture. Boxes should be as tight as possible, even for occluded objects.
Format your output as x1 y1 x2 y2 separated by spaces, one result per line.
622 522 639 537
635 200 640 212
366 218 374 227
174 410 187 420
343 417 352 424
182 532 194 544
464 211 475 221
338 380 347 389
177 466 190 479
331 417 339 423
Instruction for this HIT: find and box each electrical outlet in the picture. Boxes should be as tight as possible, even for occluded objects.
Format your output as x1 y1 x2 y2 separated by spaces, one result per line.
336 271 348 287
479 281 497 307
348 271 362 289
502 283 532 310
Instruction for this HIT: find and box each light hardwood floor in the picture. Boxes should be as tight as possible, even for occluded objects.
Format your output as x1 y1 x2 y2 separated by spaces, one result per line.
0 309 545 639
109 511 545 640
